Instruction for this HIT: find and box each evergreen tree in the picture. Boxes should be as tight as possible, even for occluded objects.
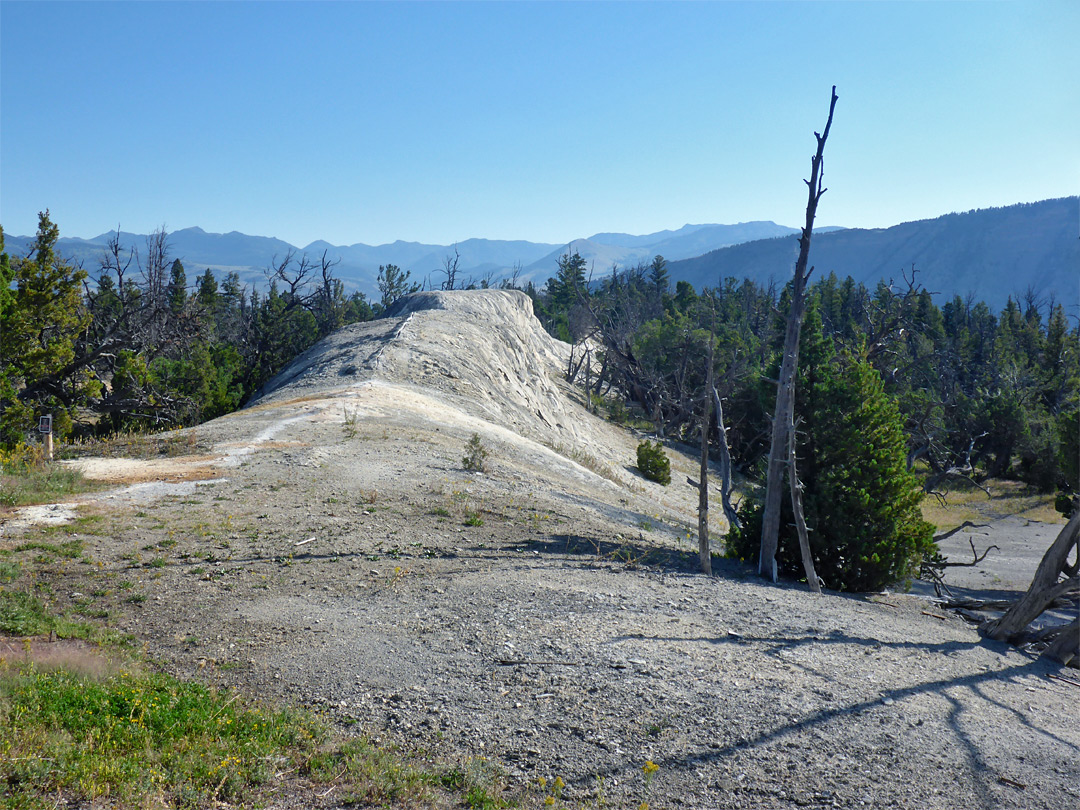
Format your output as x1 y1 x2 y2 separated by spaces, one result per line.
648 255 669 297
196 269 219 314
728 303 935 591
0 227 12 326
376 264 419 310
167 259 187 316
549 251 587 309
0 211 98 441
0 227 27 445
343 291 374 323
673 280 697 313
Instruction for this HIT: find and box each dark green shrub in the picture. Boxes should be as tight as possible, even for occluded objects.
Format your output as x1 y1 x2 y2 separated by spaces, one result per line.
636 440 671 485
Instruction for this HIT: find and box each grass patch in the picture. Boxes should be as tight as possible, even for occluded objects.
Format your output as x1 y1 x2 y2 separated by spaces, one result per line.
13 539 83 560
546 441 621 485
64 429 201 460
0 591 98 639
0 460 102 508
305 737 460 806
0 654 502 809
920 499 982 532
0 661 327 808
0 559 21 583
920 477 1064 530
1016 500 1066 524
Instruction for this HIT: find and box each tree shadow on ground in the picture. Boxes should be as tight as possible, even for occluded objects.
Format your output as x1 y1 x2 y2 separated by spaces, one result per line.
584 628 1076 804
514 531 738 576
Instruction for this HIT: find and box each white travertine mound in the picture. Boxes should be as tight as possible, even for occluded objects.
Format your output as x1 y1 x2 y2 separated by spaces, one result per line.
248 289 605 458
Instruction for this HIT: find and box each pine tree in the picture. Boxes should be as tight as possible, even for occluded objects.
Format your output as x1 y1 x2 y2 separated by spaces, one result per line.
376 264 419 310
548 251 587 313
0 227 29 446
167 259 187 316
648 255 669 297
0 211 98 442
196 269 219 313
729 303 935 591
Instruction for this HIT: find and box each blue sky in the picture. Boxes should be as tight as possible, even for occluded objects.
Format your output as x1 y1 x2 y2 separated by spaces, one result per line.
2 1 1076 247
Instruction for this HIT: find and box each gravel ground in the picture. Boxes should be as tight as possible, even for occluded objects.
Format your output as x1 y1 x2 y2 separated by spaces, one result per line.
5 290 1077 809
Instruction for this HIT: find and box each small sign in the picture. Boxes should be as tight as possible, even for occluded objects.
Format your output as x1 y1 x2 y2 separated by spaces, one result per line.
38 415 52 435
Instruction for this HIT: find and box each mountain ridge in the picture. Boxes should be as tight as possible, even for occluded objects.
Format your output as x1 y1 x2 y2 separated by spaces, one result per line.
668 197 1078 311
3 220 809 293
5 197 1075 310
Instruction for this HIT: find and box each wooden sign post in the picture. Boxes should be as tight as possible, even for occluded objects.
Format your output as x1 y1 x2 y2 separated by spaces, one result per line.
38 415 53 461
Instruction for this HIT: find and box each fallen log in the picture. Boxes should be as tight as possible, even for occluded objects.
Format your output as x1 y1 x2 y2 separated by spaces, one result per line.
1041 618 1079 668
981 513 1080 667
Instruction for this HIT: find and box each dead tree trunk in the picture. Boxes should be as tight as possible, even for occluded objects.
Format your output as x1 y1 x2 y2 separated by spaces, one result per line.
583 347 593 413
1043 618 1079 667
698 335 714 575
788 417 821 594
712 387 741 531
981 512 1080 666
758 85 838 581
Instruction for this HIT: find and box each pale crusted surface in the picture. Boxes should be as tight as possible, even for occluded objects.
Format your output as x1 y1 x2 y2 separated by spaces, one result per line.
5 290 1077 810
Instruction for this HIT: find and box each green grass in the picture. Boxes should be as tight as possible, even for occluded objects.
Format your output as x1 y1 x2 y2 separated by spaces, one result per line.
0 661 326 809
0 591 98 639
0 559 21 583
13 539 83 560
0 464 103 508
0 653 504 810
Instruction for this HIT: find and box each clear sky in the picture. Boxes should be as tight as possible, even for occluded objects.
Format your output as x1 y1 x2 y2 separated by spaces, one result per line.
1 1 1076 247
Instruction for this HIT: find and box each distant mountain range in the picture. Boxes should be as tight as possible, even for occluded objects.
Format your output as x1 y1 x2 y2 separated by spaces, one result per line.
669 197 1079 311
4 198 1076 311
2 220 807 295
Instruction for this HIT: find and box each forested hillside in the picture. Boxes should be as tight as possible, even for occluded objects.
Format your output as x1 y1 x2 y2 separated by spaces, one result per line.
530 251 1079 506
669 197 1080 311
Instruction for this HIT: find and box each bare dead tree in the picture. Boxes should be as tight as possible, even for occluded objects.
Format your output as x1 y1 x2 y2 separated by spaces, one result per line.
103 226 135 303
920 527 997 597
860 265 934 367
711 387 741 530
85 228 168 361
313 249 345 334
266 249 314 302
922 431 993 498
758 85 838 581
441 245 461 291
139 227 172 350
500 261 523 290
698 327 715 575
142 227 170 307
788 416 821 593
